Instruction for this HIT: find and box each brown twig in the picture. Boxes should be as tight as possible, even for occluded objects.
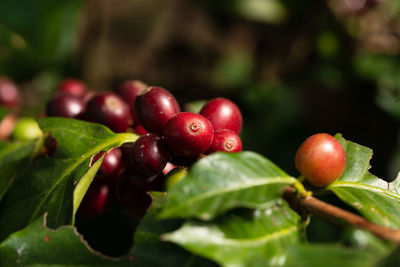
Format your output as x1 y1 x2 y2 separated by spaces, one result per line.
282 186 400 244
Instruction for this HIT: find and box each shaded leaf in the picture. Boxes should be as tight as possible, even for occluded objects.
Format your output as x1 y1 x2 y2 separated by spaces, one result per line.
164 200 302 267
131 192 218 267
328 134 400 228
0 214 131 267
0 118 138 241
0 140 36 203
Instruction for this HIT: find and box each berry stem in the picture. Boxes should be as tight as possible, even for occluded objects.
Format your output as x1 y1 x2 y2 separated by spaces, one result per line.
282 186 400 244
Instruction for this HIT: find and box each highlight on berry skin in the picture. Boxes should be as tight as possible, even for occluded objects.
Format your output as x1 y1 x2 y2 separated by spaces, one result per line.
295 133 346 187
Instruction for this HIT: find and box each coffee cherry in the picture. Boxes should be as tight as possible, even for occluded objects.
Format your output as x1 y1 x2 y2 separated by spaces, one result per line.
11 118 42 141
58 78 87 98
77 180 110 218
117 80 148 124
85 92 132 133
207 129 242 154
0 114 17 140
163 112 214 156
162 162 176 175
133 124 148 135
135 86 180 134
295 133 346 187
46 93 85 119
130 134 170 177
116 169 164 217
0 77 21 109
93 148 124 179
200 97 242 134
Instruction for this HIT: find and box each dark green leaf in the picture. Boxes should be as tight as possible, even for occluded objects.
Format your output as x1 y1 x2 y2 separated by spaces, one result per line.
0 0 83 63
328 134 400 228
379 246 400 267
160 151 297 220
0 214 132 266
341 228 393 255
164 201 302 267
131 192 218 267
0 140 36 203
0 107 8 121
0 118 138 241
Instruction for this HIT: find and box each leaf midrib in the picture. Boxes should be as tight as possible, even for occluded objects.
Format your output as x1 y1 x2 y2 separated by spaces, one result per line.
329 182 400 201
161 176 297 218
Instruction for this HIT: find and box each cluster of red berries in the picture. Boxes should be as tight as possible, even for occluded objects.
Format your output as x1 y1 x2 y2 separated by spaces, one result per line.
43 78 243 218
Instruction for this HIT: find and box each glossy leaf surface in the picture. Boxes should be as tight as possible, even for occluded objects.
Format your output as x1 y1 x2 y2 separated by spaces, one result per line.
164 201 302 267
160 151 297 220
328 134 400 228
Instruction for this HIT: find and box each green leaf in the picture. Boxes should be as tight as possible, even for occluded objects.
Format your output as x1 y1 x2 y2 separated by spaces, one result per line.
160 151 297 220
0 107 8 121
0 214 132 266
72 153 104 224
379 246 400 266
283 244 379 267
0 118 138 241
328 134 400 228
0 0 84 64
131 192 218 267
0 140 36 203
164 201 302 267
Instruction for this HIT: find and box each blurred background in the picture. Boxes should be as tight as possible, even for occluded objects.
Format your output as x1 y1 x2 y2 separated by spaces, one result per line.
0 0 399 182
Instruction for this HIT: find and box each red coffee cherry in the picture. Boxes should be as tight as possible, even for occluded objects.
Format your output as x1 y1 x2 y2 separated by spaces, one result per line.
116 169 164 218
133 124 148 135
135 86 180 134
93 148 124 179
77 180 110 218
0 77 21 109
163 112 214 156
200 97 242 134
295 133 346 187
85 92 132 133
130 134 170 177
207 129 242 154
46 93 85 119
58 78 87 98
117 80 148 124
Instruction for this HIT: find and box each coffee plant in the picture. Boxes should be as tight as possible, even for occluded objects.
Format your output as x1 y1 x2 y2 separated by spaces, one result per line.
1 78 400 267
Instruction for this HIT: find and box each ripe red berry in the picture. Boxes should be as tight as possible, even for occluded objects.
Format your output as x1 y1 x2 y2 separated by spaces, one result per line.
162 162 176 175
0 77 21 109
85 92 132 133
117 80 148 124
200 97 242 134
77 180 110 218
133 124 148 135
46 93 85 119
93 148 124 179
130 134 170 177
135 86 180 134
295 133 346 187
58 78 87 98
116 169 164 217
207 129 242 154
163 112 214 156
